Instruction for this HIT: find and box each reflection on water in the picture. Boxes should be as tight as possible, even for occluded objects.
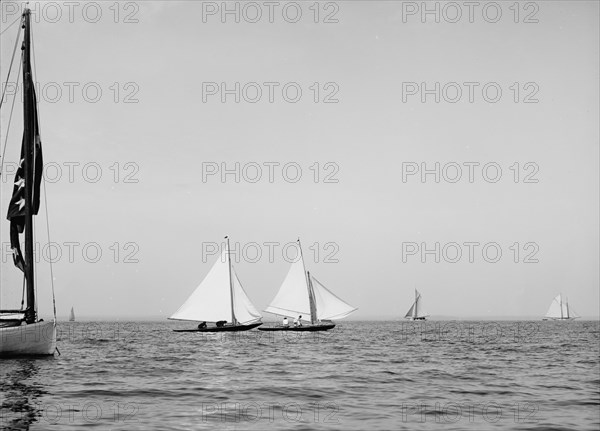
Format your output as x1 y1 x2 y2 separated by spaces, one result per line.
0 360 47 431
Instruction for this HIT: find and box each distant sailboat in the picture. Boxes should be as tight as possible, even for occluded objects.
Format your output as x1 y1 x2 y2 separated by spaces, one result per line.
168 236 262 332
544 294 579 320
69 307 75 322
404 289 429 321
259 239 357 331
0 9 57 356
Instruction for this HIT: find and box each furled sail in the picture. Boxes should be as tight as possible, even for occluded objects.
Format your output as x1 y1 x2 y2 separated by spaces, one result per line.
310 275 357 320
169 248 232 322
264 254 312 320
6 70 43 273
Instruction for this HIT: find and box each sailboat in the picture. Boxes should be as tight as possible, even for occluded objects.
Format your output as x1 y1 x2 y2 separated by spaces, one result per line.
0 8 57 356
544 294 579 320
69 307 75 322
404 289 429 321
168 236 263 332
259 239 357 331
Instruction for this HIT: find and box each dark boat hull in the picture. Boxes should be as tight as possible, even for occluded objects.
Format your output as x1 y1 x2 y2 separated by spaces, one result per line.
173 322 262 332
258 323 335 332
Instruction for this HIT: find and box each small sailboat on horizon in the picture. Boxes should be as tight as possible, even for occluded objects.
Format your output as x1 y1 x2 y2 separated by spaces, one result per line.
69 307 75 322
543 294 579 320
259 239 357 332
404 289 429 321
168 236 263 332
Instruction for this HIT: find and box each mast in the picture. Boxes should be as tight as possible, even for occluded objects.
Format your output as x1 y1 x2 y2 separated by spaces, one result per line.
565 298 569 319
307 271 317 324
298 238 317 324
413 289 419 320
559 294 563 319
22 9 36 324
226 236 237 325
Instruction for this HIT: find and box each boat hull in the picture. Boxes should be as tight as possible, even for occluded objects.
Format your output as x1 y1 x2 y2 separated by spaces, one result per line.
173 322 263 332
0 321 56 357
259 323 336 332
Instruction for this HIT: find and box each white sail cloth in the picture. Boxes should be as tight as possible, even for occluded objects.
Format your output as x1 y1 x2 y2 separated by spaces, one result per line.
545 294 578 319
264 242 356 321
169 247 261 324
405 289 429 319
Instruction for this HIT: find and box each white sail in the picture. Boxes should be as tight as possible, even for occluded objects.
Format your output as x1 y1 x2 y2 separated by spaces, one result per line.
567 303 580 319
310 275 357 320
545 294 564 319
231 269 262 324
545 294 579 320
264 241 356 322
69 307 75 321
405 289 429 319
264 253 312 320
169 248 232 322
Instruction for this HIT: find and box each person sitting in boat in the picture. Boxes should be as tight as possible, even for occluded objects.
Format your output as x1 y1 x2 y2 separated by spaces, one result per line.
216 320 227 328
294 315 303 327
198 322 207 329
282 317 289 327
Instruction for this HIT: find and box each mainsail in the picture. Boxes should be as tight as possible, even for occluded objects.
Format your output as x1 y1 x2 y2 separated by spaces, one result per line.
264 240 357 322
69 307 75 322
264 254 312 319
405 289 429 319
168 242 261 325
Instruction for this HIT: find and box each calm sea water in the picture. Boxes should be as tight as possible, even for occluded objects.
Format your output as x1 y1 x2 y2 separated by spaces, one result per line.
1 321 599 430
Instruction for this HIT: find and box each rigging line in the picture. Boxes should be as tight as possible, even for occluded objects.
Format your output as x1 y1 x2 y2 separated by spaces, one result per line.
21 277 26 309
0 14 22 36
0 53 22 177
34 216 38 318
0 15 23 110
31 19 57 323
42 180 56 322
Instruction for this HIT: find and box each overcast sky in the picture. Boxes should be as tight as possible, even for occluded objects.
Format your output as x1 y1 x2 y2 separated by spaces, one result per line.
1 1 598 320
